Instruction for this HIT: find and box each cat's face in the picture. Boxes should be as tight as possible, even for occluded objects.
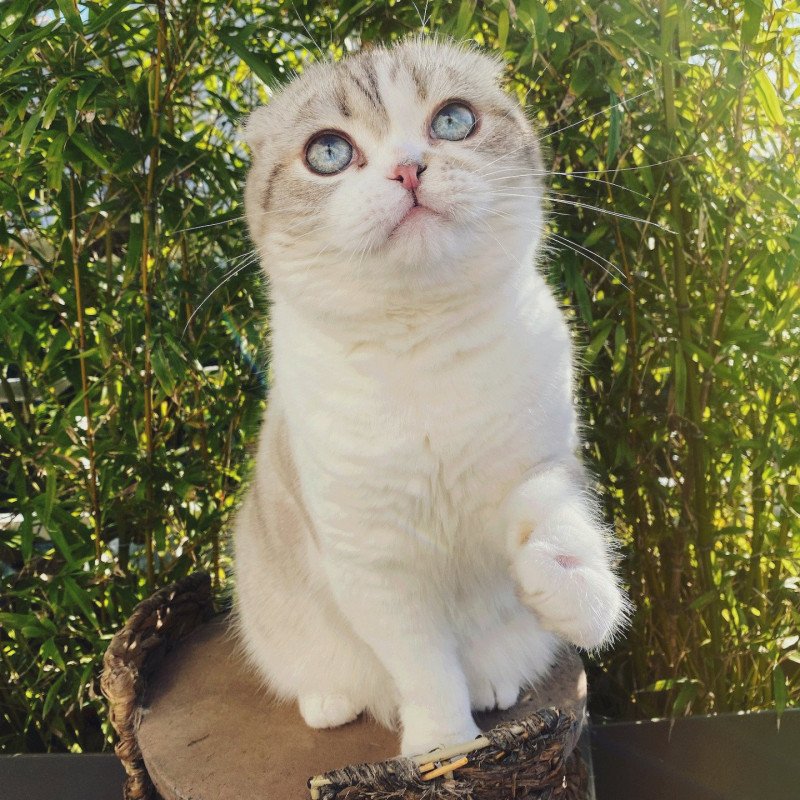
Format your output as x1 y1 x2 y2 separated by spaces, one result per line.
244 39 544 312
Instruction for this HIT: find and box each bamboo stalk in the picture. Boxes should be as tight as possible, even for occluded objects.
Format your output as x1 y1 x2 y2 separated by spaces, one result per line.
748 389 780 602
770 484 796 590
659 0 723 707
699 35 748 414
69 171 103 569
139 2 167 588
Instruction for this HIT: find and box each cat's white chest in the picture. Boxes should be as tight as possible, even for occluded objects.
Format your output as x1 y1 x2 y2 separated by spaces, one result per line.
269 291 571 557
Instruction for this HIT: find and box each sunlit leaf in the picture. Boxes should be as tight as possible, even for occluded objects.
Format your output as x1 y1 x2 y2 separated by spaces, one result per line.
754 69 786 126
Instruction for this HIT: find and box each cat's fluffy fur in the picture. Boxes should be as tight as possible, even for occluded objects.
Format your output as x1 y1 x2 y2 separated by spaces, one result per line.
234 38 627 756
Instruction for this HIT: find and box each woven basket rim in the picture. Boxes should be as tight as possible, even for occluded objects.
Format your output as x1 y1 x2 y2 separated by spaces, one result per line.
309 705 584 799
100 572 215 800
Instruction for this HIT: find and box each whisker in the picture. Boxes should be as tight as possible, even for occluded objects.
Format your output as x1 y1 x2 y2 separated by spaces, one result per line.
168 214 245 236
344 231 368 271
485 172 648 199
289 218 345 242
483 154 694 179
182 254 261 339
545 209 593 220
217 249 256 271
472 204 515 221
548 231 629 288
537 89 655 143
411 0 427 31
291 2 326 60
547 197 672 233
490 192 673 233
546 155 695 176
491 184 619 203
475 219 526 271
477 93 672 186
476 141 540 175
263 24 318 59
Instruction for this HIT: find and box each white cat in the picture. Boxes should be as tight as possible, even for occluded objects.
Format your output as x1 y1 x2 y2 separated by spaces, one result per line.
233 38 627 757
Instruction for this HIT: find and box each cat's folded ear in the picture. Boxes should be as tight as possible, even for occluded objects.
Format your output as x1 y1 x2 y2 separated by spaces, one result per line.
242 106 273 154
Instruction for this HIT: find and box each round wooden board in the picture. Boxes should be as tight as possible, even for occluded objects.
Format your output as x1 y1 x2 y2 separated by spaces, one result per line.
137 615 587 800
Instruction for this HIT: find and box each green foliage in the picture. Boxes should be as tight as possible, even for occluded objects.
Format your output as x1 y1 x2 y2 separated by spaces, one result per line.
1 0 798 752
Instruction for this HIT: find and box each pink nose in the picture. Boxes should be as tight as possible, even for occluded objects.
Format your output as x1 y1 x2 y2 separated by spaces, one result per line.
389 162 426 191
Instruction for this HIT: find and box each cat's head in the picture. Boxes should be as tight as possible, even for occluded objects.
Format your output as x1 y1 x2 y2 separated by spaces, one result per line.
244 38 544 315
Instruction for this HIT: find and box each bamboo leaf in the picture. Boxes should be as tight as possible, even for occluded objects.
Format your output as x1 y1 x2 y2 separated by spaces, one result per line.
584 321 614 364
43 673 67 718
753 69 785 126
742 0 763 45
773 664 787 719
70 132 114 171
47 523 76 567
63 577 100 630
497 9 510 52
76 77 101 110
612 322 627 373
583 224 610 248
219 31 277 86
55 0 84 32
85 0 133 34
671 681 698 718
19 107 44 156
43 466 57 529
40 638 66 671
455 0 476 38
151 343 176 395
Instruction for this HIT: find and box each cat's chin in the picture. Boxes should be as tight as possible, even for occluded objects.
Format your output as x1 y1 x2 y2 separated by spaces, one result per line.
387 204 442 238
380 211 474 269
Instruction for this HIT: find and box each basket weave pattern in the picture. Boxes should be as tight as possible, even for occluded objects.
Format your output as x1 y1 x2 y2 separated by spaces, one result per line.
315 708 586 799
101 572 215 800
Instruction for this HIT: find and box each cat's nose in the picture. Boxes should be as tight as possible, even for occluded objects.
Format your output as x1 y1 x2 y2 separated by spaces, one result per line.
389 162 427 191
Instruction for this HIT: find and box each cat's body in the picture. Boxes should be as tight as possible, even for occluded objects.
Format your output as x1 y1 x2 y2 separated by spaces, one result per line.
234 38 626 756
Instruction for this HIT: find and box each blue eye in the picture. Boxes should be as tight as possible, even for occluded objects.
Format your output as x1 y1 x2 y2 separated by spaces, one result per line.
305 133 353 175
431 102 476 141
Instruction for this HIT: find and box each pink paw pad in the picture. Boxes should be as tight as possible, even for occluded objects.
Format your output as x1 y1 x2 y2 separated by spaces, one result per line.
555 554 581 569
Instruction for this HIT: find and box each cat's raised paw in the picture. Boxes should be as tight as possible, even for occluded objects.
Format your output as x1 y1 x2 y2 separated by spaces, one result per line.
511 537 627 650
298 693 362 729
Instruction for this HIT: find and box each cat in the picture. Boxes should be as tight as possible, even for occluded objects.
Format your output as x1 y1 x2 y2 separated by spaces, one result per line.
233 37 628 757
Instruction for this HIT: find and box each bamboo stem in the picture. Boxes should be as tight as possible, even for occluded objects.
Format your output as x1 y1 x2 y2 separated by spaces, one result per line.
770 484 796 590
139 2 167 588
748 389 780 601
699 35 748 414
69 171 103 569
659 0 722 707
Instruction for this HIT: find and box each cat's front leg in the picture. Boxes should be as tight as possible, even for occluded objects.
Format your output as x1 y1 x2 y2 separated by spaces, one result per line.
322 554 480 756
505 463 629 650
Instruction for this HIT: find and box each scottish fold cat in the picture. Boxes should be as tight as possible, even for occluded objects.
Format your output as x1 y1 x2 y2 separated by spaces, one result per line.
234 38 627 756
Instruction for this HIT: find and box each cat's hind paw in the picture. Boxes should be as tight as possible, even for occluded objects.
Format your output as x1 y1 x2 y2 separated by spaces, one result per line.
468 673 520 712
298 692 362 729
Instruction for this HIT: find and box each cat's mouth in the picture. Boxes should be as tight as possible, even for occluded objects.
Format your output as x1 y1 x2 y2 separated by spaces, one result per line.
388 198 442 240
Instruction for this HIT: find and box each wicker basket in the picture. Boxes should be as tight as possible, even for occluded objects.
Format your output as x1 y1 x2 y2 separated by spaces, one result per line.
102 573 588 800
